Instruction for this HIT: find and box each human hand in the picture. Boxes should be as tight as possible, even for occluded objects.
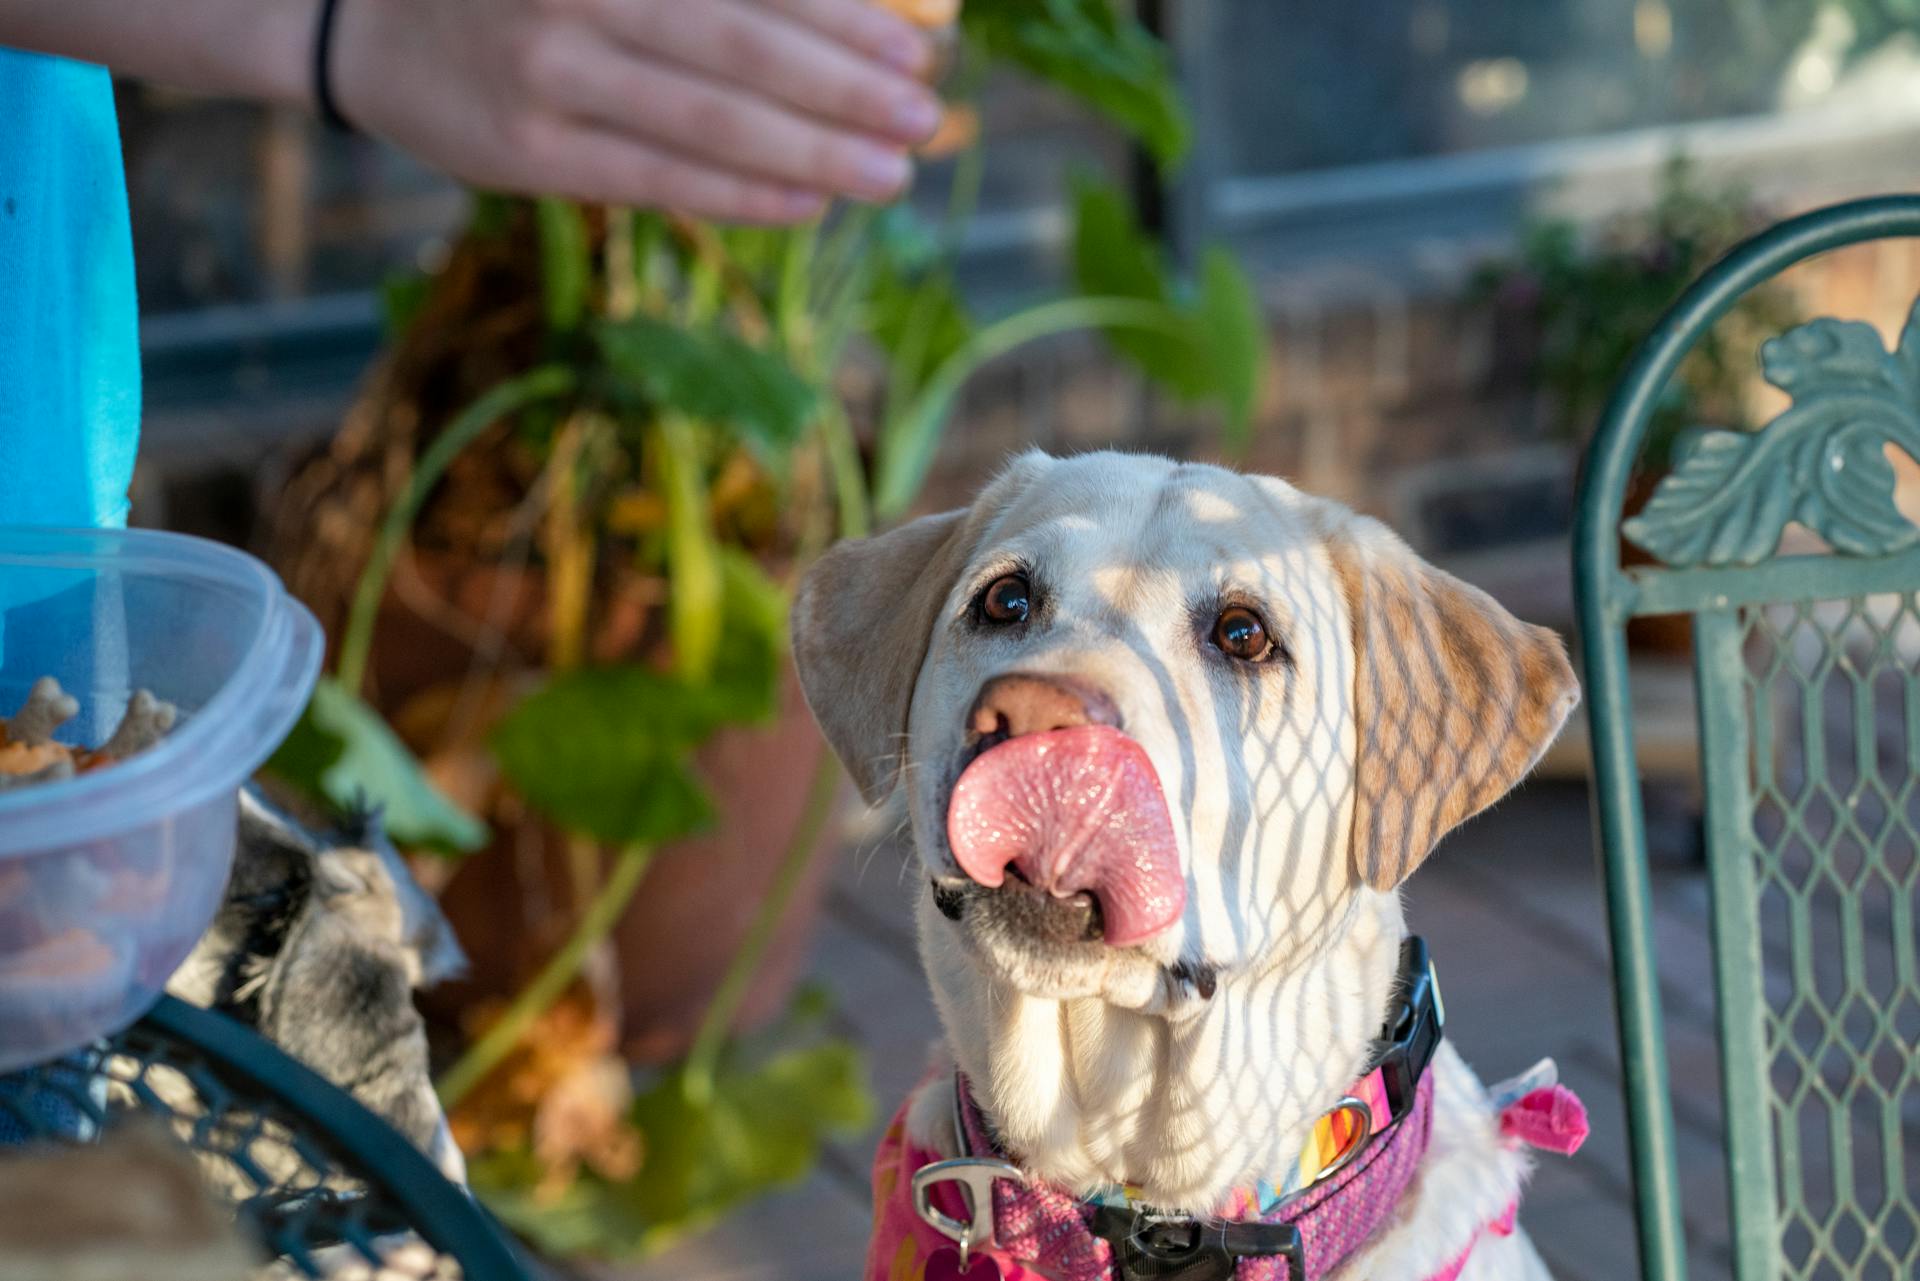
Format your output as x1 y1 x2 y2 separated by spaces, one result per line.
330 0 946 223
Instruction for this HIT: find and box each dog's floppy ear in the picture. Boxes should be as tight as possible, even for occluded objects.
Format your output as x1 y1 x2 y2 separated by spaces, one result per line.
791 509 972 805
1328 517 1579 889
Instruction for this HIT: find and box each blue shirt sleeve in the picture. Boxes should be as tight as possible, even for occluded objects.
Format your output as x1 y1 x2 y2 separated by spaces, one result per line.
0 49 141 532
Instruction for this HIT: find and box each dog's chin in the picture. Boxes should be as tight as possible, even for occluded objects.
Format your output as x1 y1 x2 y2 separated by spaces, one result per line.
930 878 1170 1004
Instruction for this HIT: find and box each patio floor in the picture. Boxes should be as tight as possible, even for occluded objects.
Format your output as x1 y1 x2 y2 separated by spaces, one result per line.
593 776 1738 1281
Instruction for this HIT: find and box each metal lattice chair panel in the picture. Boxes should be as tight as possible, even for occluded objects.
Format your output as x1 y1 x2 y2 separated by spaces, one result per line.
1743 594 1920 1278
0 996 531 1281
1575 196 1920 1281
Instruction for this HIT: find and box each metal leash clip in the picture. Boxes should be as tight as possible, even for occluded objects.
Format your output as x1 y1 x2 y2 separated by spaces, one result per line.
911 1157 1027 1269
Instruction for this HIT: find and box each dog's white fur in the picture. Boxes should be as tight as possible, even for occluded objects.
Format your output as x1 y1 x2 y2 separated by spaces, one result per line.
793 452 1578 1279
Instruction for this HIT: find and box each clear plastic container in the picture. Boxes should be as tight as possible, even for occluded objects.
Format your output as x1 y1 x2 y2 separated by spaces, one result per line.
0 525 322 1070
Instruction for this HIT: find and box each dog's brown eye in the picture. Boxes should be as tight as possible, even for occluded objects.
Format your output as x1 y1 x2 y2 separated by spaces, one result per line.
1213 606 1271 661
981 573 1030 624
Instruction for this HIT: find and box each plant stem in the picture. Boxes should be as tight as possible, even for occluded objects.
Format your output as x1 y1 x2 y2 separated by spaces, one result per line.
812 206 878 334
437 841 654 1110
777 220 818 361
874 296 1194 521
542 415 598 671
337 365 576 695
819 402 872 541
681 752 841 1106
605 207 639 321
655 415 723 681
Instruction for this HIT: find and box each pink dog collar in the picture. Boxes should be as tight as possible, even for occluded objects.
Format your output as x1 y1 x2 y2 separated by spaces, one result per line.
887 941 1448 1281
869 1071 1435 1281
870 1068 1589 1281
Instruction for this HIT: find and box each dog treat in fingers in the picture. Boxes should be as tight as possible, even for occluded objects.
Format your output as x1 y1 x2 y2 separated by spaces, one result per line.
0 678 178 790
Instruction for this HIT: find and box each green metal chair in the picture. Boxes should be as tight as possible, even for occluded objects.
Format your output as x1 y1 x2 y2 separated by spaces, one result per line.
1576 195 1920 1281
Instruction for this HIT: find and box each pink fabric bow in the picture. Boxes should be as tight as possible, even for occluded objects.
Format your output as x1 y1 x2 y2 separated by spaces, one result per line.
1498 1084 1589 1156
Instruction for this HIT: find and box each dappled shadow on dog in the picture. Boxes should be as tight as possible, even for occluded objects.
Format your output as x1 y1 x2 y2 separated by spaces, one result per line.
793 450 1577 1278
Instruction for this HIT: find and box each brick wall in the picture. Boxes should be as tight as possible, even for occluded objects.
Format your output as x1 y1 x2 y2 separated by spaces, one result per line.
904 272 1559 550
905 230 1920 575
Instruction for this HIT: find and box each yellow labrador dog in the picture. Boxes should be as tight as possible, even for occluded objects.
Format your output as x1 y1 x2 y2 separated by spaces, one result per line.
794 451 1582 1281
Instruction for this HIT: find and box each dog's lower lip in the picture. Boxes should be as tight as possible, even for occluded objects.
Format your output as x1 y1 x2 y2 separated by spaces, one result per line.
987 877 1105 944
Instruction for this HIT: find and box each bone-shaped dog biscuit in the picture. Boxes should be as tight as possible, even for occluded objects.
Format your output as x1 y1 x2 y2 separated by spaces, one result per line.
99 690 179 758
1 678 179 788
4 676 79 746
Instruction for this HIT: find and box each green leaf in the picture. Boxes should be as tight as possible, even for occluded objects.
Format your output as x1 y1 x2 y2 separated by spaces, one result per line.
1070 177 1169 307
1066 179 1268 437
1068 178 1211 398
1197 247 1266 447
594 316 817 452
264 677 487 854
865 264 974 399
486 554 789 841
627 1041 871 1237
489 667 721 846
535 198 591 333
472 1036 872 1258
963 0 1190 170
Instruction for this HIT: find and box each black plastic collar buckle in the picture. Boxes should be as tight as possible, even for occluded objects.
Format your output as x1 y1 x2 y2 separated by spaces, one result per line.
1089 1206 1305 1281
1376 936 1444 1122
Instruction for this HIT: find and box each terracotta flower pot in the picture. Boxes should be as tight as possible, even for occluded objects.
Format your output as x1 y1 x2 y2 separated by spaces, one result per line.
421 672 835 1064
354 549 839 1065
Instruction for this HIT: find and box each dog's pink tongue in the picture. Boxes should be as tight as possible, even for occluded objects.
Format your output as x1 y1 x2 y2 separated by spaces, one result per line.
947 725 1184 947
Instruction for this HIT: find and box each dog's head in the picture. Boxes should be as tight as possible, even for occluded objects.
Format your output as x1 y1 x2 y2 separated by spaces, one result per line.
793 452 1576 1007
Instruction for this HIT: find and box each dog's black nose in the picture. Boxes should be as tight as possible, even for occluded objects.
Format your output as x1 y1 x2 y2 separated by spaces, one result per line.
966 673 1120 742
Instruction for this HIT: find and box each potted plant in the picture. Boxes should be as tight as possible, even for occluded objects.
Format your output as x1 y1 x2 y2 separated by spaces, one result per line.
261 0 1270 1258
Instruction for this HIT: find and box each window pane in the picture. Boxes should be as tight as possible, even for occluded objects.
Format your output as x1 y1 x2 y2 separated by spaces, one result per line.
1211 0 1920 177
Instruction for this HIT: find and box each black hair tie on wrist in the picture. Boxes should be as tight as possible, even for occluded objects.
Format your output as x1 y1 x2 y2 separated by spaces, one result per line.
313 0 356 133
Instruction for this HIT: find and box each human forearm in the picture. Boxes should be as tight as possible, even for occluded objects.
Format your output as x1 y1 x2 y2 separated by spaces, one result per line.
0 0 312 107
0 0 944 224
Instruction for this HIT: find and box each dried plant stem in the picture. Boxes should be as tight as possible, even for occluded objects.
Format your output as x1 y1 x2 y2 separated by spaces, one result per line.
338 365 577 695
437 841 654 1110
542 415 599 672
